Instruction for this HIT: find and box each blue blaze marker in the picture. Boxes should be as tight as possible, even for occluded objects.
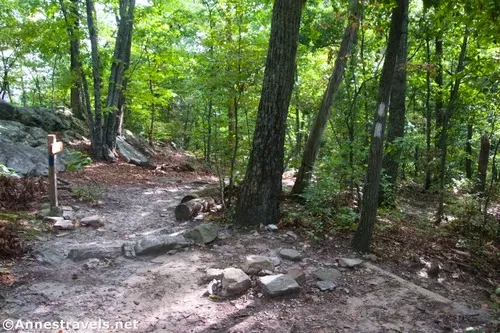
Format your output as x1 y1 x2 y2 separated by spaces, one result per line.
49 155 55 167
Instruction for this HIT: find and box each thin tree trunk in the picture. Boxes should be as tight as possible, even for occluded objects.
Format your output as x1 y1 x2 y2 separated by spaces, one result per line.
68 0 84 119
476 134 490 192
352 0 407 253
465 123 473 179
234 0 305 226
292 0 360 194
424 35 432 190
85 0 104 159
436 30 469 224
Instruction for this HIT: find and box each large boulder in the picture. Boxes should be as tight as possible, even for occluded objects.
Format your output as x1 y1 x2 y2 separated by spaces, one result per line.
116 136 153 167
123 129 155 157
0 102 71 132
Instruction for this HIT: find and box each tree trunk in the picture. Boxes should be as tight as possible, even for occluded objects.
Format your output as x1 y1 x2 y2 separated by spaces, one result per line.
436 30 468 224
85 0 104 159
352 0 407 253
477 134 490 192
234 0 305 226
292 0 360 195
465 124 473 179
104 0 135 158
379 0 409 205
68 0 84 120
424 35 432 190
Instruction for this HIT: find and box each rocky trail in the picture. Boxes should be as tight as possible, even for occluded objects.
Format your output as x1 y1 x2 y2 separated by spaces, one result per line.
0 180 494 333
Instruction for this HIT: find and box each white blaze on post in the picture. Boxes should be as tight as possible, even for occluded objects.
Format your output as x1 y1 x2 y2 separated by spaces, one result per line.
377 103 386 117
48 134 64 212
374 123 383 138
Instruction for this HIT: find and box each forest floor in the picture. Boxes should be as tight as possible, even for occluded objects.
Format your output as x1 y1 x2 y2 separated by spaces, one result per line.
0 147 499 333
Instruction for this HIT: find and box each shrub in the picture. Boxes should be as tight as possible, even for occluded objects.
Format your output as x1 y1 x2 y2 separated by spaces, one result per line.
0 176 46 210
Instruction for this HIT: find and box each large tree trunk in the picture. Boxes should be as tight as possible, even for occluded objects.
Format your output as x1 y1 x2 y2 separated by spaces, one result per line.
436 30 468 224
292 0 360 195
379 0 409 205
234 0 305 227
85 0 104 159
352 0 407 253
103 0 135 158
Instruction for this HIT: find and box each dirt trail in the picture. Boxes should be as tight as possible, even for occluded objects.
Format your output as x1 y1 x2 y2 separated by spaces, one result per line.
0 181 493 333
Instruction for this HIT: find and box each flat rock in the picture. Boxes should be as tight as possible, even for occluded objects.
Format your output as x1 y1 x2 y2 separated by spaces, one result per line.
184 223 219 244
286 269 306 285
258 274 300 296
49 217 75 231
242 255 275 275
314 268 342 283
221 268 251 297
67 245 121 262
338 258 363 268
80 215 106 228
265 224 279 232
317 280 337 291
33 248 65 266
206 268 224 280
134 234 192 256
286 231 298 239
279 248 303 261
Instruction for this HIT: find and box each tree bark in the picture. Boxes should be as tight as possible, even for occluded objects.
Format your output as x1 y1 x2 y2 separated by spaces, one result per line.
477 134 490 192
436 29 469 224
292 0 360 195
465 123 473 179
85 0 104 159
379 0 409 205
424 35 432 190
104 0 135 158
352 0 407 253
234 0 305 226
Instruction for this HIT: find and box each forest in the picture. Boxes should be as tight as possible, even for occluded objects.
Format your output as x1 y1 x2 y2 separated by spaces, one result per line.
0 0 500 330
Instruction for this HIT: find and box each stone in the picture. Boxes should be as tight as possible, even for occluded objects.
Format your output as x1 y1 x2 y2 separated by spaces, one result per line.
317 280 336 291
67 245 121 262
33 248 64 266
80 215 106 228
258 274 300 296
123 129 156 157
338 258 363 268
286 231 298 239
221 268 251 297
207 279 222 296
116 136 153 167
269 257 281 267
133 234 192 256
206 268 224 280
242 255 275 275
314 268 342 283
265 224 279 232
122 243 136 258
184 223 219 244
279 248 303 261
286 269 306 285
62 209 75 220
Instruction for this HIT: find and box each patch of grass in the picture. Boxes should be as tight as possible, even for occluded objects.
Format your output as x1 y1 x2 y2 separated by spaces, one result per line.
71 185 104 203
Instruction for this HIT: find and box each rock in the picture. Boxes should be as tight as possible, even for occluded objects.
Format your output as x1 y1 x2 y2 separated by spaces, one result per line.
257 269 274 276
269 257 281 267
122 243 136 258
53 219 76 231
80 215 106 228
242 255 275 275
258 274 300 296
184 223 219 244
207 279 222 296
279 248 303 261
206 268 224 280
317 280 336 291
116 136 153 167
67 245 121 262
314 268 342 283
427 261 440 278
33 248 64 266
286 269 306 285
221 268 251 297
265 224 279 232
133 234 192 256
286 231 298 239
123 129 156 157
338 258 363 268
363 254 377 261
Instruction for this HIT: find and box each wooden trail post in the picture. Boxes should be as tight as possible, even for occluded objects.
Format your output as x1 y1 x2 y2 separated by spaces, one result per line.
48 134 63 212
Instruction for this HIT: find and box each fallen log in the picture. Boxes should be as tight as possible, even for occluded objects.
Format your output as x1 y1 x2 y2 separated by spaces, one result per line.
175 197 216 221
